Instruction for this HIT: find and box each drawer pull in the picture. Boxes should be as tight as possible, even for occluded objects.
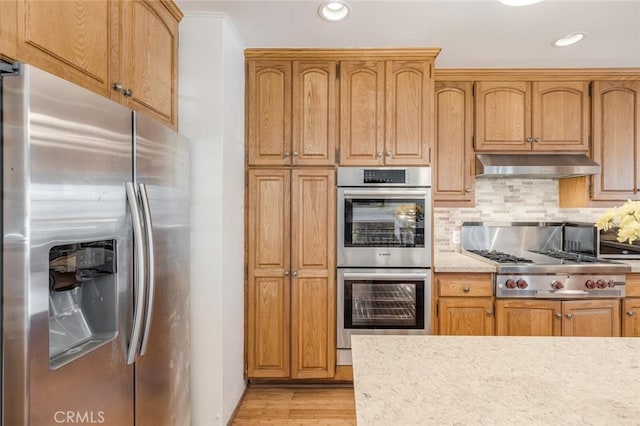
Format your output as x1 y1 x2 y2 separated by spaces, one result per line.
463 287 470 293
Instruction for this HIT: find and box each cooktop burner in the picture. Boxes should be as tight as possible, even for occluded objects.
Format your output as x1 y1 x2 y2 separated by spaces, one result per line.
530 249 602 264
467 250 534 264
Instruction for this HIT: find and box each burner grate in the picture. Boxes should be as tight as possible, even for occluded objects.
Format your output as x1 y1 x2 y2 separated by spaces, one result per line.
468 249 534 264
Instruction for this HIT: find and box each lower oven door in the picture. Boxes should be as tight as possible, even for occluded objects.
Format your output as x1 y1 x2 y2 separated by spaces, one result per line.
337 268 431 350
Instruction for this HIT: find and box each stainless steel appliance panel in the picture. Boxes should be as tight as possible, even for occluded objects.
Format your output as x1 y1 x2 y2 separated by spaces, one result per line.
134 112 191 426
3 65 134 425
337 187 431 267
337 268 431 349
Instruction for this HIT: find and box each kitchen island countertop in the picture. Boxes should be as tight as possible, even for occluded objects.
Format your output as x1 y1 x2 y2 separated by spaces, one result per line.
352 335 640 425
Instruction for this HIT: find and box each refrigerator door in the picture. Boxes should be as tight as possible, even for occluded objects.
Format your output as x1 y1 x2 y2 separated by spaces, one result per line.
3 65 134 425
134 112 191 425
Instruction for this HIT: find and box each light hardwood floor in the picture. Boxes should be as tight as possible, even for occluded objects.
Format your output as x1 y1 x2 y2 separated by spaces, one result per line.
230 386 356 425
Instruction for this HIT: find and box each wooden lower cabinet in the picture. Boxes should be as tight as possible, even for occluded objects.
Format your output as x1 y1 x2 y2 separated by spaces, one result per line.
496 300 561 336
246 168 336 379
438 298 494 335
435 273 494 335
496 299 621 337
623 299 640 337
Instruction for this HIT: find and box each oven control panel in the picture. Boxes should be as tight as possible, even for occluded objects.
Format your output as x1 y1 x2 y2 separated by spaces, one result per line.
495 274 626 298
363 169 406 184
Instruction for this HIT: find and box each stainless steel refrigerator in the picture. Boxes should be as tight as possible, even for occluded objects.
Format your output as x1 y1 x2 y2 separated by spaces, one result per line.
1 63 190 425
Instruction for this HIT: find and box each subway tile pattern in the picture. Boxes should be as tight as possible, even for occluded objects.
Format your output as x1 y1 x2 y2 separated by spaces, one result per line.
434 178 608 253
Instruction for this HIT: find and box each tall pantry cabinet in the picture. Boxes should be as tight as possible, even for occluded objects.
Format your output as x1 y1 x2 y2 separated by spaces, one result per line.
244 49 439 380
245 53 337 379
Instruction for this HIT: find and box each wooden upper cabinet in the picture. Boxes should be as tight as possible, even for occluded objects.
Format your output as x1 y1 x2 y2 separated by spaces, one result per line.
340 60 433 165
475 81 588 152
247 60 292 166
434 81 474 205
339 60 385 165
292 61 337 166
531 81 589 151
14 0 115 98
119 0 180 128
0 1 18 60
591 81 640 201
247 60 337 166
474 81 530 151
385 60 433 165
11 0 182 128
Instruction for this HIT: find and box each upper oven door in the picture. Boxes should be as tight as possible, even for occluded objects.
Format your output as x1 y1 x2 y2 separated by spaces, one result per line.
337 187 431 267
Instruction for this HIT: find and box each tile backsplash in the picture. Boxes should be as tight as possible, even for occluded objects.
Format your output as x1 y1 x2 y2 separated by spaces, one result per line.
434 178 608 253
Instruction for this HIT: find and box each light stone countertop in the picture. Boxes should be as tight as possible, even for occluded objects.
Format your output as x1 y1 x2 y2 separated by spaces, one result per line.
352 335 640 426
433 252 496 273
622 260 640 273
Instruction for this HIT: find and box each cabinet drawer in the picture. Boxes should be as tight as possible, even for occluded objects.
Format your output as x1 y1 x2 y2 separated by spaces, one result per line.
626 274 640 297
437 273 493 297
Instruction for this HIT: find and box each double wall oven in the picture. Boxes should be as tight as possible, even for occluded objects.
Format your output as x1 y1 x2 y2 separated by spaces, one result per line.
336 167 432 365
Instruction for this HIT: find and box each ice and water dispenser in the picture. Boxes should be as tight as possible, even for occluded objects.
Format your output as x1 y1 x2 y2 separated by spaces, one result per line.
48 240 118 369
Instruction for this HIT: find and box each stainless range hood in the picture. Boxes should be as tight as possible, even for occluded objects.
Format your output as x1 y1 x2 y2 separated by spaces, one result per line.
475 154 601 179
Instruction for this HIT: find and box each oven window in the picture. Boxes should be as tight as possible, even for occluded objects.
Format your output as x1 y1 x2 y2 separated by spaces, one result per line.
344 198 425 248
344 280 424 329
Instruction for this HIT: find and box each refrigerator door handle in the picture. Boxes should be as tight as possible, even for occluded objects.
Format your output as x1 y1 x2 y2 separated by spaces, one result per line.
137 183 155 356
126 182 147 364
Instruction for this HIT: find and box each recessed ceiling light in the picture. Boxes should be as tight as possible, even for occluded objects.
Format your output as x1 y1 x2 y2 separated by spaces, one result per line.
499 0 543 6
552 32 586 47
319 1 350 22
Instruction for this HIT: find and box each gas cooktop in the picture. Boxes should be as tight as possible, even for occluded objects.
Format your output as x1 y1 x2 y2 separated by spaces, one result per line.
466 248 631 274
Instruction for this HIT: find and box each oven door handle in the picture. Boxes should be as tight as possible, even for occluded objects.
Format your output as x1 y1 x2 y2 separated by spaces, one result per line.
341 189 428 198
535 290 590 299
342 272 429 280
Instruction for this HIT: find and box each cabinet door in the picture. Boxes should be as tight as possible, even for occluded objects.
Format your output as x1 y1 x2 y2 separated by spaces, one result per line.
495 300 561 336
474 81 531 151
434 82 474 205
120 0 180 128
385 60 433 165
339 61 385 165
622 299 640 337
0 1 17 60
591 81 640 201
438 298 494 335
15 0 115 98
292 61 337 166
562 300 621 337
247 60 292 166
531 81 589 151
290 169 336 378
247 170 291 377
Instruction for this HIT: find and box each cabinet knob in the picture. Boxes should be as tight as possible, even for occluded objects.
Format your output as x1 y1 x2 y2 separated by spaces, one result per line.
463 287 470 293
123 88 132 97
555 312 562 319
486 310 493 317
566 313 573 319
465 188 472 193
526 137 533 143
292 271 298 277
376 152 383 158
283 150 290 158
534 137 541 143
284 270 289 277
292 151 299 157
385 150 392 157
627 311 635 317
112 82 123 91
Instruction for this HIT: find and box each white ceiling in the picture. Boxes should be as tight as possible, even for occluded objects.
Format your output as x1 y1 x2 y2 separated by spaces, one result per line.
177 0 640 68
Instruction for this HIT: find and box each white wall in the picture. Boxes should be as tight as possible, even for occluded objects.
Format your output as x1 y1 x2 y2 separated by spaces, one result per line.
179 13 246 425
